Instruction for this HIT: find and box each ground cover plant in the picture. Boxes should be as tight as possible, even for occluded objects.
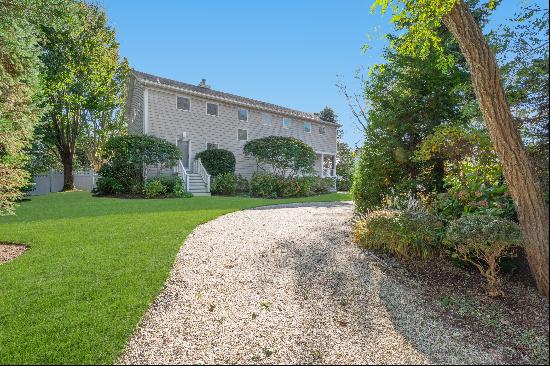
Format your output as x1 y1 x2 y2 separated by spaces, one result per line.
0 191 350 364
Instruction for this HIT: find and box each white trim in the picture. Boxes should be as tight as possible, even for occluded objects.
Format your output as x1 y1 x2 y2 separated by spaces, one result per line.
176 95 190 111
206 102 219 116
238 108 248 122
143 88 149 133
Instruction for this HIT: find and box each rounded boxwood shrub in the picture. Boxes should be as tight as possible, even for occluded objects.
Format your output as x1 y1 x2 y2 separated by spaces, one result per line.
444 214 523 297
195 149 235 177
352 209 443 259
211 172 237 196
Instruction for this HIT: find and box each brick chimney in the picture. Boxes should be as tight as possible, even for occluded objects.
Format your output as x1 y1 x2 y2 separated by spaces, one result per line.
198 79 211 89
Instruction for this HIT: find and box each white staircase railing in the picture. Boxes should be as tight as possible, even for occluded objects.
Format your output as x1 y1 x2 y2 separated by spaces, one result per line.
174 160 189 192
194 158 211 192
322 168 336 177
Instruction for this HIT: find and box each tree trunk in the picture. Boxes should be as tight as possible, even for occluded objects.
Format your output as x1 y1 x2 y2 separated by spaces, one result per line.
62 151 75 191
443 0 549 296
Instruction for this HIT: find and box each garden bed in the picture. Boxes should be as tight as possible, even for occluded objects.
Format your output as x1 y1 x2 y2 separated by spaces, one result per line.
373 253 549 364
0 243 28 265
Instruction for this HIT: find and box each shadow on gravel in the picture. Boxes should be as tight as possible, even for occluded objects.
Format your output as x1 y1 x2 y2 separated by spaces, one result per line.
262 221 503 364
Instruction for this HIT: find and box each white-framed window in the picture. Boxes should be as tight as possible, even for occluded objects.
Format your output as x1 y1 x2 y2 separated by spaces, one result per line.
206 142 218 150
177 96 190 111
238 129 248 141
238 109 248 121
261 112 272 126
206 102 218 116
282 117 292 129
304 122 312 133
319 126 326 135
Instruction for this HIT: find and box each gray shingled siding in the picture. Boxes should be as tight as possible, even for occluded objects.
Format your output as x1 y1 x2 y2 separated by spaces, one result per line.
127 76 144 135
130 80 337 180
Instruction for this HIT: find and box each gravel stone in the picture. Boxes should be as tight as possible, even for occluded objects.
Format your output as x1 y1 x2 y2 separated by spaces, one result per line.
0 243 28 264
118 201 507 365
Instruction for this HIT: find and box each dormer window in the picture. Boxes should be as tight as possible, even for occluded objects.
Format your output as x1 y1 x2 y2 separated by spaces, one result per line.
177 96 190 111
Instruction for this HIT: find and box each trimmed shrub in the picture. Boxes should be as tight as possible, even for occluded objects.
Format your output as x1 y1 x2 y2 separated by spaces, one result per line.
235 174 249 194
95 135 180 196
445 215 523 297
310 176 335 194
142 175 191 198
352 209 443 259
250 172 278 198
244 136 316 178
250 172 333 198
143 179 166 198
195 149 235 177
211 172 237 196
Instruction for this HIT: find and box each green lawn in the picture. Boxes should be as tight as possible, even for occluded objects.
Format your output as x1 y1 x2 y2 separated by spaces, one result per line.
0 191 350 365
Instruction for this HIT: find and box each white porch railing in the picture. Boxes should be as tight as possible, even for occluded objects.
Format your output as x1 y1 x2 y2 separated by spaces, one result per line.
322 168 336 177
194 158 211 192
174 160 190 191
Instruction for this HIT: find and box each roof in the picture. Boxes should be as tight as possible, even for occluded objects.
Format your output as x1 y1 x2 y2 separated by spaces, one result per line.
132 70 339 126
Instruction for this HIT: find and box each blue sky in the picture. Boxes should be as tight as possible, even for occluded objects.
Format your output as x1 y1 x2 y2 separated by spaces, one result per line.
101 0 543 146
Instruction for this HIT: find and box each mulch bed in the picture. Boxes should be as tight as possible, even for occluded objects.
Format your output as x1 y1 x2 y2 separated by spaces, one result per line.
375 252 549 364
0 242 29 265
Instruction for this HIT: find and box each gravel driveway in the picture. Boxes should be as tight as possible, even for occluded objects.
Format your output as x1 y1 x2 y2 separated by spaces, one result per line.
118 201 506 365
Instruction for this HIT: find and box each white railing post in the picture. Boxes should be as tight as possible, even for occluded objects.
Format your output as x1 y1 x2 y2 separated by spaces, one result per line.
196 158 211 193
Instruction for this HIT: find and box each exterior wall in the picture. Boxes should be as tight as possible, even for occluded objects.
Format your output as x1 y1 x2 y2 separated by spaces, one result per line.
127 76 145 134
131 82 337 179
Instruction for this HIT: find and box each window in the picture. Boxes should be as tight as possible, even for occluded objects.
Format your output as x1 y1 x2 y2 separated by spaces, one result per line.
238 129 248 141
206 102 218 116
282 117 292 129
261 112 272 126
304 122 311 133
206 142 218 150
177 96 190 111
238 109 248 121
319 126 326 135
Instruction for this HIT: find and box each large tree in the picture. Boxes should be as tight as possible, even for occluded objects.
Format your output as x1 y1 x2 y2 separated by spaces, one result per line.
373 0 549 296
352 32 473 210
0 0 42 215
39 1 125 190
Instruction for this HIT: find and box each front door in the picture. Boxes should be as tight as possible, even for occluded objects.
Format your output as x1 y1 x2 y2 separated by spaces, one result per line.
177 139 190 170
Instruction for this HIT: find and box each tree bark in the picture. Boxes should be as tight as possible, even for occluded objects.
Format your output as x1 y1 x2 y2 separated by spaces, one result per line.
62 150 75 191
443 0 549 296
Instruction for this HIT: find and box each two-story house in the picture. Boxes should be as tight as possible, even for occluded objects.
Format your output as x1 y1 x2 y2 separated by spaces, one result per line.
126 70 339 195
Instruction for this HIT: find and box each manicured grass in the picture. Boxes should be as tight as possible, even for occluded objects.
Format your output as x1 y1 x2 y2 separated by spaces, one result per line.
0 191 350 364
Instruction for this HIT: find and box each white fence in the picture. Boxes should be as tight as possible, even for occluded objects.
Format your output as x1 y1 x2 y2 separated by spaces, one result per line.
29 170 99 196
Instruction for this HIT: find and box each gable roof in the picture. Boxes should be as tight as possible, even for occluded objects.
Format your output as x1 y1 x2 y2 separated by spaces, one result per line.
132 70 339 126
